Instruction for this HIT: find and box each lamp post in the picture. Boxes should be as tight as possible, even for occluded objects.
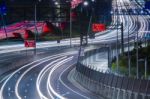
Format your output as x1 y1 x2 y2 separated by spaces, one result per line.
34 0 41 55
78 1 89 46
34 4 37 55
83 1 90 45
86 0 95 44
115 0 119 73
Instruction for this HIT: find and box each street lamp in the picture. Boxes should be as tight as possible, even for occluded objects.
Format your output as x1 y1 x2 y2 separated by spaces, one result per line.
34 0 42 55
54 1 59 6
86 0 95 44
70 0 90 47
83 1 89 6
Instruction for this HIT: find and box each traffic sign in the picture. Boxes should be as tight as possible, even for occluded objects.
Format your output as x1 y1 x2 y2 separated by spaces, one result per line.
24 40 36 47
92 24 106 32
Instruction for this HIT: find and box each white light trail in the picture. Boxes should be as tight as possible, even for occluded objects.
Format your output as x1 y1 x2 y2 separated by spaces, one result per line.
47 56 73 99
36 56 68 99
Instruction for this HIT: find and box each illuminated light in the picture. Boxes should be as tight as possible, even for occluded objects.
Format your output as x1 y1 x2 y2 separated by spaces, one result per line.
47 56 73 99
92 24 106 32
110 11 113 14
83 1 88 6
36 56 66 99
55 1 58 5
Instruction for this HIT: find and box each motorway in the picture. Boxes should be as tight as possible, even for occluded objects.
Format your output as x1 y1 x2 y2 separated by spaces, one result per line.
0 0 150 99
0 48 102 99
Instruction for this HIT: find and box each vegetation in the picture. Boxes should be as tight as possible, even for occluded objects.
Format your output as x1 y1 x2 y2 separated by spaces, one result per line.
111 42 150 78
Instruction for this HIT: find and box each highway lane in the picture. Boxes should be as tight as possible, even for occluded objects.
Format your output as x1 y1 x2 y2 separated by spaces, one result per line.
0 48 103 99
0 45 73 78
0 53 69 99
0 45 69 63
15 56 67 99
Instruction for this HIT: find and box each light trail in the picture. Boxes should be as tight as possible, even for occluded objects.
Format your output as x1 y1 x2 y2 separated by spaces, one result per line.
36 56 68 99
47 56 73 99
15 56 67 99
0 51 77 99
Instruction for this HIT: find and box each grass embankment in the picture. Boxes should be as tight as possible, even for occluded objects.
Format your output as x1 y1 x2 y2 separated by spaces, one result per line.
111 44 150 78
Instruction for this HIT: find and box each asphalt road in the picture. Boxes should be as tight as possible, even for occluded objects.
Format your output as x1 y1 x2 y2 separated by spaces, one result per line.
0 47 104 99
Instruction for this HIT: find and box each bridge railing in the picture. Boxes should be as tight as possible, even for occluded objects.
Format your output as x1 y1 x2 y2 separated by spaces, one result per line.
75 62 150 99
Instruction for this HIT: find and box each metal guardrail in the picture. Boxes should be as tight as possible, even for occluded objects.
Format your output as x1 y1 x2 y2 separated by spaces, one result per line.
76 62 150 99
